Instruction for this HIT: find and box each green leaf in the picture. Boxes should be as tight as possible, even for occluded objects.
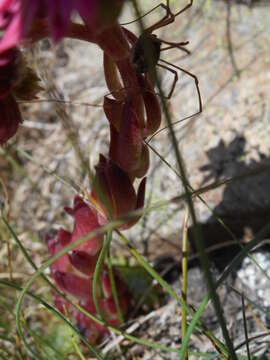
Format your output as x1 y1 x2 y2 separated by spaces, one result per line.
41 322 80 359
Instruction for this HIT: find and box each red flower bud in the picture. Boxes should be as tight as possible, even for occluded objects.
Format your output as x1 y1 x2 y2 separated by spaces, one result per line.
96 24 129 61
109 101 149 178
103 53 126 101
142 85 162 137
103 96 123 131
91 155 146 229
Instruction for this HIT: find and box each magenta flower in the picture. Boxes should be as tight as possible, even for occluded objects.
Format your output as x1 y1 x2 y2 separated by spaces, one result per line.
0 0 125 51
21 0 76 43
0 0 21 53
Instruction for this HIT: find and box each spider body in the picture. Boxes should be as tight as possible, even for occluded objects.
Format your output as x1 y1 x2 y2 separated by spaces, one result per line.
131 33 162 74
123 0 201 112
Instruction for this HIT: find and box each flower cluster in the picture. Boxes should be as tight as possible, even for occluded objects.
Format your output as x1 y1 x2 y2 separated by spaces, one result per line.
0 0 163 343
46 196 129 343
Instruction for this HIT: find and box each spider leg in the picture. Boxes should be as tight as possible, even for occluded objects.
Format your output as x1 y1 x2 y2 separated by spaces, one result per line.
175 0 193 17
146 1 175 33
121 2 171 27
122 1 193 34
160 40 190 55
161 45 190 55
148 0 193 32
157 63 178 99
159 58 202 112
160 40 189 46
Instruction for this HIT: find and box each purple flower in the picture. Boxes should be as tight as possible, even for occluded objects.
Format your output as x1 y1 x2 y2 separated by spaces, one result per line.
0 0 124 50
0 0 21 53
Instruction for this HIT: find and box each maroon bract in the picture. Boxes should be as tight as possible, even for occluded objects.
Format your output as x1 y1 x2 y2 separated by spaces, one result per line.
68 250 99 277
0 48 20 97
74 295 127 342
108 101 150 179
0 46 43 144
91 154 146 228
64 195 103 256
46 222 130 343
0 94 21 144
46 228 93 299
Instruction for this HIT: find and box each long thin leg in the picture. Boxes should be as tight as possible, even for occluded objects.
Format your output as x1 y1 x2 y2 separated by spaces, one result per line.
147 109 202 142
121 1 193 36
161 45 190 55
160 40 190 55
160 40 189 46
159 58 202 112
120 3 170 27
175 0 193 17
148 0 193 33
146 1 174 34
157 63 178 99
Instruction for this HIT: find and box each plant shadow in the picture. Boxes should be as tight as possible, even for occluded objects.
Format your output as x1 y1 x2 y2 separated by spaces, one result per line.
189 134 270 272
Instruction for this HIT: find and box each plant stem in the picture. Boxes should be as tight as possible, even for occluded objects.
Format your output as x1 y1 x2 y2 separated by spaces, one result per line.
107 242 124 324
181 207 189 360
93 230 113 321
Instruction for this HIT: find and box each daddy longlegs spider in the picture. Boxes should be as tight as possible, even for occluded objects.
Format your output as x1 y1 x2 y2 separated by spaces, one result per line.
123 0 202 112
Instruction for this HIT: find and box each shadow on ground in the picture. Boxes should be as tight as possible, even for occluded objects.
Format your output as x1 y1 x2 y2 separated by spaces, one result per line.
188 134 270 271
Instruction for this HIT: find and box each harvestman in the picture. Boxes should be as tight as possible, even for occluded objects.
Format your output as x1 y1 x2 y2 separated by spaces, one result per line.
123 0 202 118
